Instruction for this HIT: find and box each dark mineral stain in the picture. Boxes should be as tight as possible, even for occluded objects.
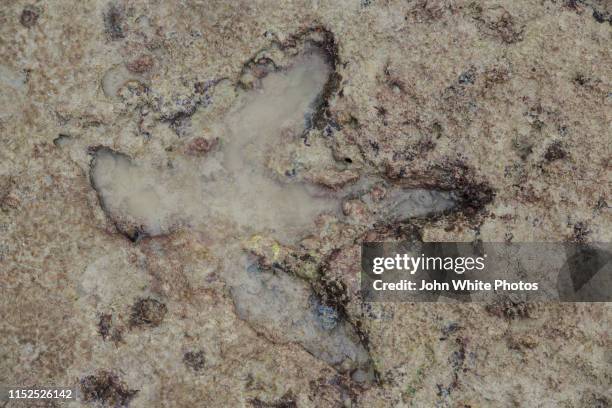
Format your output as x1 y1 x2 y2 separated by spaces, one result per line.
312 274 349 319
573 73 590 86
569 0 612 24
565 0 581 10
368 140 380 155
449 339 466 370
544 141 567 162
20 7 39 28
573 221 590 242
129 297 167 328
489 11 524 44
98 313 123 343
592 8 612 24
458 68 476 85
580 392 610 408
455 180 495 215
193 78 224 95
485 298 531 319
249 392 297 408
80 371 138 407
513 136 534 160
183 350 206 372
440 322 461 340
417 136 436 152
104 3 126 40
374 106 387 117
164 108 197 136
185 137 219 156
126 54 154 74
431 122 443 139
98 313 112 340
595 196 608 211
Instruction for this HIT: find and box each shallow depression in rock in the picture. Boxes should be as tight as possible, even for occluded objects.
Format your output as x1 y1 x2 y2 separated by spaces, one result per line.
91 51 339 242
88 49 457 382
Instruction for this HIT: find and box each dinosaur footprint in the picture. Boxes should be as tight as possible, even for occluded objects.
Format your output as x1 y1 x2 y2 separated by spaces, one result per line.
90 47 455 382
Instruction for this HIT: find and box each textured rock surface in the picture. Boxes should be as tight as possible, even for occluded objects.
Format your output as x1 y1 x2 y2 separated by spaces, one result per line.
0 0 610 407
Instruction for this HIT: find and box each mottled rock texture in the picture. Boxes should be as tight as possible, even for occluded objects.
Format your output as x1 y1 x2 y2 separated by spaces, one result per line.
0 0 610 407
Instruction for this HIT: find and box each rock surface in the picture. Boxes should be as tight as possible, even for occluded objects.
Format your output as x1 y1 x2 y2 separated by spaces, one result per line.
0 1 610 407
